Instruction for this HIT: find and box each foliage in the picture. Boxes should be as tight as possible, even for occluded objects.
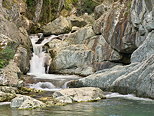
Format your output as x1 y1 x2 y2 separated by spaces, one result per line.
26 0 37 19
76 0 99 15
0 43 16 68
64 0 78 10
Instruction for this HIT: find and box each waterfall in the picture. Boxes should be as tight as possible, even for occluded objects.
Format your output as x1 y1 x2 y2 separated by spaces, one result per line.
27 33 80 91
29 34 56 75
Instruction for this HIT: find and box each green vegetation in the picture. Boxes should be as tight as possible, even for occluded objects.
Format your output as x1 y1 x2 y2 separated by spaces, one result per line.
39 0 59 24
0 42 16 68
26 0 37 20
76 0 99 15
2 0 13 10
64 0 78 10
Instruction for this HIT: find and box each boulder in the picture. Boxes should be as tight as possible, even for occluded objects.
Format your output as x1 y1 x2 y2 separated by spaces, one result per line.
94 3 110 19
0 60 22 86
67 15 87 27
53 87 106 102
0 91 16 102
14 46 30 74
85 35 122 62
0 86 18 94
50 44 94 76
66 26 95 44
10 95 46 109
55 96 73 104
43 16 72 35
93 13 107 35
68 54 154 99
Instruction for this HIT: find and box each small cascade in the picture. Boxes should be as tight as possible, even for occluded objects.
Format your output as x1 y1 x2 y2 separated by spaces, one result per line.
29 34 57 75
27 33 81 91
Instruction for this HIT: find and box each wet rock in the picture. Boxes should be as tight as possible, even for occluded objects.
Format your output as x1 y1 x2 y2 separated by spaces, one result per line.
10 95 46 109
43 16 72 35
0 91 16 102
53 87 106 102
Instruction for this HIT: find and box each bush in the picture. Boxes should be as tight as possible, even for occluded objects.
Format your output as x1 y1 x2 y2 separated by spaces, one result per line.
0 43 16 68
76 0 99 15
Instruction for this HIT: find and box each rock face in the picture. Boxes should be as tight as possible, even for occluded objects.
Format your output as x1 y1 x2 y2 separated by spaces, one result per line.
68 31 154 97
0 0 32 89
53 87 106 103
43 16 72 35
10 95 46 109
68 54 154 98
131 31 154 63
67 0 154 99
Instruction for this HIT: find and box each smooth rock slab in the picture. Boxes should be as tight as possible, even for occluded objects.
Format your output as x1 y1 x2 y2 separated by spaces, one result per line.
10 95 46 109
53 87 106 102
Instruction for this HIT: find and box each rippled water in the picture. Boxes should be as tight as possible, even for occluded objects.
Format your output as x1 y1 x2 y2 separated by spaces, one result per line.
1 97 154 116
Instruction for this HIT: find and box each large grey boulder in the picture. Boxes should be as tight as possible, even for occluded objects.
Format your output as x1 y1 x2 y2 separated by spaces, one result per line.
68 54 154 98
43 16 72 35
10 95 46 109
53 87 106 103
50 44 94 76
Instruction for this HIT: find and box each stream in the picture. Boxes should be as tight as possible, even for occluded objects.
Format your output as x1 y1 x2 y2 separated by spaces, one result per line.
0 95 154 116
1 34 154 116
27 34 80 91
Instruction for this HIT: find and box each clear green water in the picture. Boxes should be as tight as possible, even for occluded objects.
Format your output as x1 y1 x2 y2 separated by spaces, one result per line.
0 98 154 116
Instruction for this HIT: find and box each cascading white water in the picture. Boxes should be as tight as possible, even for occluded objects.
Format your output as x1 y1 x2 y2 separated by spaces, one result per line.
29 34 57 75
27 33 80 91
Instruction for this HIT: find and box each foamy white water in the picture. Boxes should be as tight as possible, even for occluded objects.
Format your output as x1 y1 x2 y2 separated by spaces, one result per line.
28 34 80 91
106 93 153 101
29 34 57 75
29 82 61 91
0 102 11 105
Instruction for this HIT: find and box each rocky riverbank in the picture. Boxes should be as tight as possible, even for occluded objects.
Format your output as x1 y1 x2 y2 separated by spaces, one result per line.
0 0 154 110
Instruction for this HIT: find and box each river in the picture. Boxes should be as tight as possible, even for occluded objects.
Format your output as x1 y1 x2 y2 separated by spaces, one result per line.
1 34 153 116
0 95 154 116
